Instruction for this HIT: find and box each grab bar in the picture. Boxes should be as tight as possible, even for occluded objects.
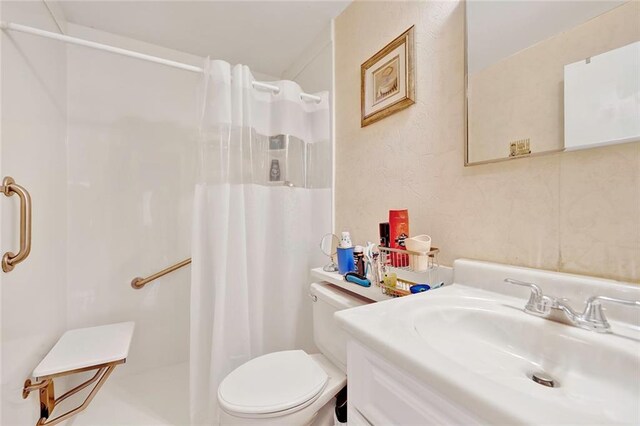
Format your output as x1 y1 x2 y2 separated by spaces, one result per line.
131 258 191 289
1 176 32 272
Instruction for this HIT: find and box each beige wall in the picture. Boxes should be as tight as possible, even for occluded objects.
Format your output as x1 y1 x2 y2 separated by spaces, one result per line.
334 0 639 283
283 24 333 94
468 1 639 163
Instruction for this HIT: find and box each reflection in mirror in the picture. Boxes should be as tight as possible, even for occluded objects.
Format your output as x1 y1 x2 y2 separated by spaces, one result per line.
466 1 639 165
320 233 339 272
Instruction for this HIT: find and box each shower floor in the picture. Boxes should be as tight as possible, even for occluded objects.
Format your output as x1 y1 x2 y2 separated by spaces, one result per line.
66 362 189 426
60 360 336 426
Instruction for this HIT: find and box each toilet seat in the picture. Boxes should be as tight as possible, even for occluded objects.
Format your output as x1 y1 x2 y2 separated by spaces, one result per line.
218 350 329 418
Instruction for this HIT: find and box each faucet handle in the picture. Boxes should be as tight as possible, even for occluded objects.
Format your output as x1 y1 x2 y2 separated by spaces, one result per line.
504 278 549 315
582 296 640 332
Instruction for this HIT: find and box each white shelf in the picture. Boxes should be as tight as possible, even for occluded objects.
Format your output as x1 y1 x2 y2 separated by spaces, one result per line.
311 268 392 302
311 265 454 303
33 322 135 378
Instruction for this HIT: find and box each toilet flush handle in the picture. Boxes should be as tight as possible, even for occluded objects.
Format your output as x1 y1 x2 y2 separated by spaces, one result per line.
309 293 318 302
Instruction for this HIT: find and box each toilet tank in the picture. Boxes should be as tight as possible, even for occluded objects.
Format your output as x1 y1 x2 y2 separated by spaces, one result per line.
309 282 371 373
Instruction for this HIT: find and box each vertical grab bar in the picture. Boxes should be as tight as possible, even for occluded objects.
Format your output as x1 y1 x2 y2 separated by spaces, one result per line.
1 176 32 272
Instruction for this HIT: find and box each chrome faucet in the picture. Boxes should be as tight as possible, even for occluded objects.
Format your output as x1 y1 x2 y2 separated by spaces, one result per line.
504 278 640 333
504 278 548 315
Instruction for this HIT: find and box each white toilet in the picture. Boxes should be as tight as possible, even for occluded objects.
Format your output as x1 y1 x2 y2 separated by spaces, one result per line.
217 282 370 425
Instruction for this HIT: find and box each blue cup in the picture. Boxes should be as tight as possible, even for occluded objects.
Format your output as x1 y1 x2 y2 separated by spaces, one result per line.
337 247 356 275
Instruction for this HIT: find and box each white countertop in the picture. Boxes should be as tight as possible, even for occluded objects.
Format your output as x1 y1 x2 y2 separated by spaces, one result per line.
334 259 640 425
311 266 453 303
310 268 391 302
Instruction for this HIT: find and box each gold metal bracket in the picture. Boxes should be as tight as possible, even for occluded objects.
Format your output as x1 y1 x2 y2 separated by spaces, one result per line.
22 360 124 426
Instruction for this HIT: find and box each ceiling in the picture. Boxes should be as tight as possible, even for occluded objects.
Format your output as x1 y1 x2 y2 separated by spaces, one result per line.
58 1 350 78
467 0 626 74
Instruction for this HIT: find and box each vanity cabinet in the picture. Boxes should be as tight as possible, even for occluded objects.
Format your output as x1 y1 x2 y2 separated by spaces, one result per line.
338 259 640 425
346 340 480 425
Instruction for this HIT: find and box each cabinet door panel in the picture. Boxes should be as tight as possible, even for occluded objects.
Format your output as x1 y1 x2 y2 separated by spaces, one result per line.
347 340 481 425
347 406 374 426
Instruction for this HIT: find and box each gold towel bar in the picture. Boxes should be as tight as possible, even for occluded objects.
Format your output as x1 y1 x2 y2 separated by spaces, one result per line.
131 258 191 289
1 176 32 273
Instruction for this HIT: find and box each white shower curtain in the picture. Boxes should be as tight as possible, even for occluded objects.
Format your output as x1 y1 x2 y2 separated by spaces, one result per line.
190 59 331 425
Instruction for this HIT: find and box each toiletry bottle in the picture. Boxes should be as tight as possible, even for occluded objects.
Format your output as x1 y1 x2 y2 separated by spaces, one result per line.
389 209 409 267
270 159 281 182
337 232 355 275
353 245 365 276
383 272 398 289
340 231 353 248
379 222 390 247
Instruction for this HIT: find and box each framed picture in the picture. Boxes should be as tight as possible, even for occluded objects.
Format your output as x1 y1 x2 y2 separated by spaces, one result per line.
361 26 415 127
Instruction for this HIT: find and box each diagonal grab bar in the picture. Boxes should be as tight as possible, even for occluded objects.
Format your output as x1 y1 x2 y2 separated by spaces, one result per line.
131 258 191 289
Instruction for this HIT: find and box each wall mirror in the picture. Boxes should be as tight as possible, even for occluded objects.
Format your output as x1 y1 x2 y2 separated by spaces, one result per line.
465 1 640 165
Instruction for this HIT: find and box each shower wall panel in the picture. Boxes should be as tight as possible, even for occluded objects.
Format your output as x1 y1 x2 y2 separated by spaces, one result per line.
65 23 200 375
0 2 68 424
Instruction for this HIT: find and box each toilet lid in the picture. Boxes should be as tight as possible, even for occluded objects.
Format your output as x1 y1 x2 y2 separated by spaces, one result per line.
218 350 329 415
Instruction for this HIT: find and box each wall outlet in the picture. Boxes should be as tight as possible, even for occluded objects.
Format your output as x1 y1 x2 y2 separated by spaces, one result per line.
509 138 531 157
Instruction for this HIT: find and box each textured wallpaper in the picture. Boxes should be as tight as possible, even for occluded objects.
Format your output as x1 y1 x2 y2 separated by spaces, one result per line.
334 0 640 283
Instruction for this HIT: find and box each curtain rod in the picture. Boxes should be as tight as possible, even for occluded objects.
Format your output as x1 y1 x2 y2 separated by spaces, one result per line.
1 21 322 103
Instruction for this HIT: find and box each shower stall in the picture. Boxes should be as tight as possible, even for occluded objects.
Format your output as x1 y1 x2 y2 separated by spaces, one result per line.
0 2 335 425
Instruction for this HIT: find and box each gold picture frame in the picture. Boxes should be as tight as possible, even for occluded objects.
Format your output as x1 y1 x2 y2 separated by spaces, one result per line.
361 26 415 127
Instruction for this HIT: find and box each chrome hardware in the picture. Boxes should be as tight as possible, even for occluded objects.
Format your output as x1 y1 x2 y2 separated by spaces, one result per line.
319 233 339 273
504 278 549 315
531 371 557 388
309 293 318 302
582 296 640 332
505 277 640 333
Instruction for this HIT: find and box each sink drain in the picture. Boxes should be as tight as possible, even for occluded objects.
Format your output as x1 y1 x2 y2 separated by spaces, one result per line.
531 371 557 388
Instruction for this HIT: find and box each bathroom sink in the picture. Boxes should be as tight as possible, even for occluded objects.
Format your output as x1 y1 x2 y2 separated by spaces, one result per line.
336 282 640 424
414 297 640 422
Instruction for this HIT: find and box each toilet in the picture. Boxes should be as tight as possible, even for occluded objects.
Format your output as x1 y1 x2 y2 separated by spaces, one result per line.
218 282 370 425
